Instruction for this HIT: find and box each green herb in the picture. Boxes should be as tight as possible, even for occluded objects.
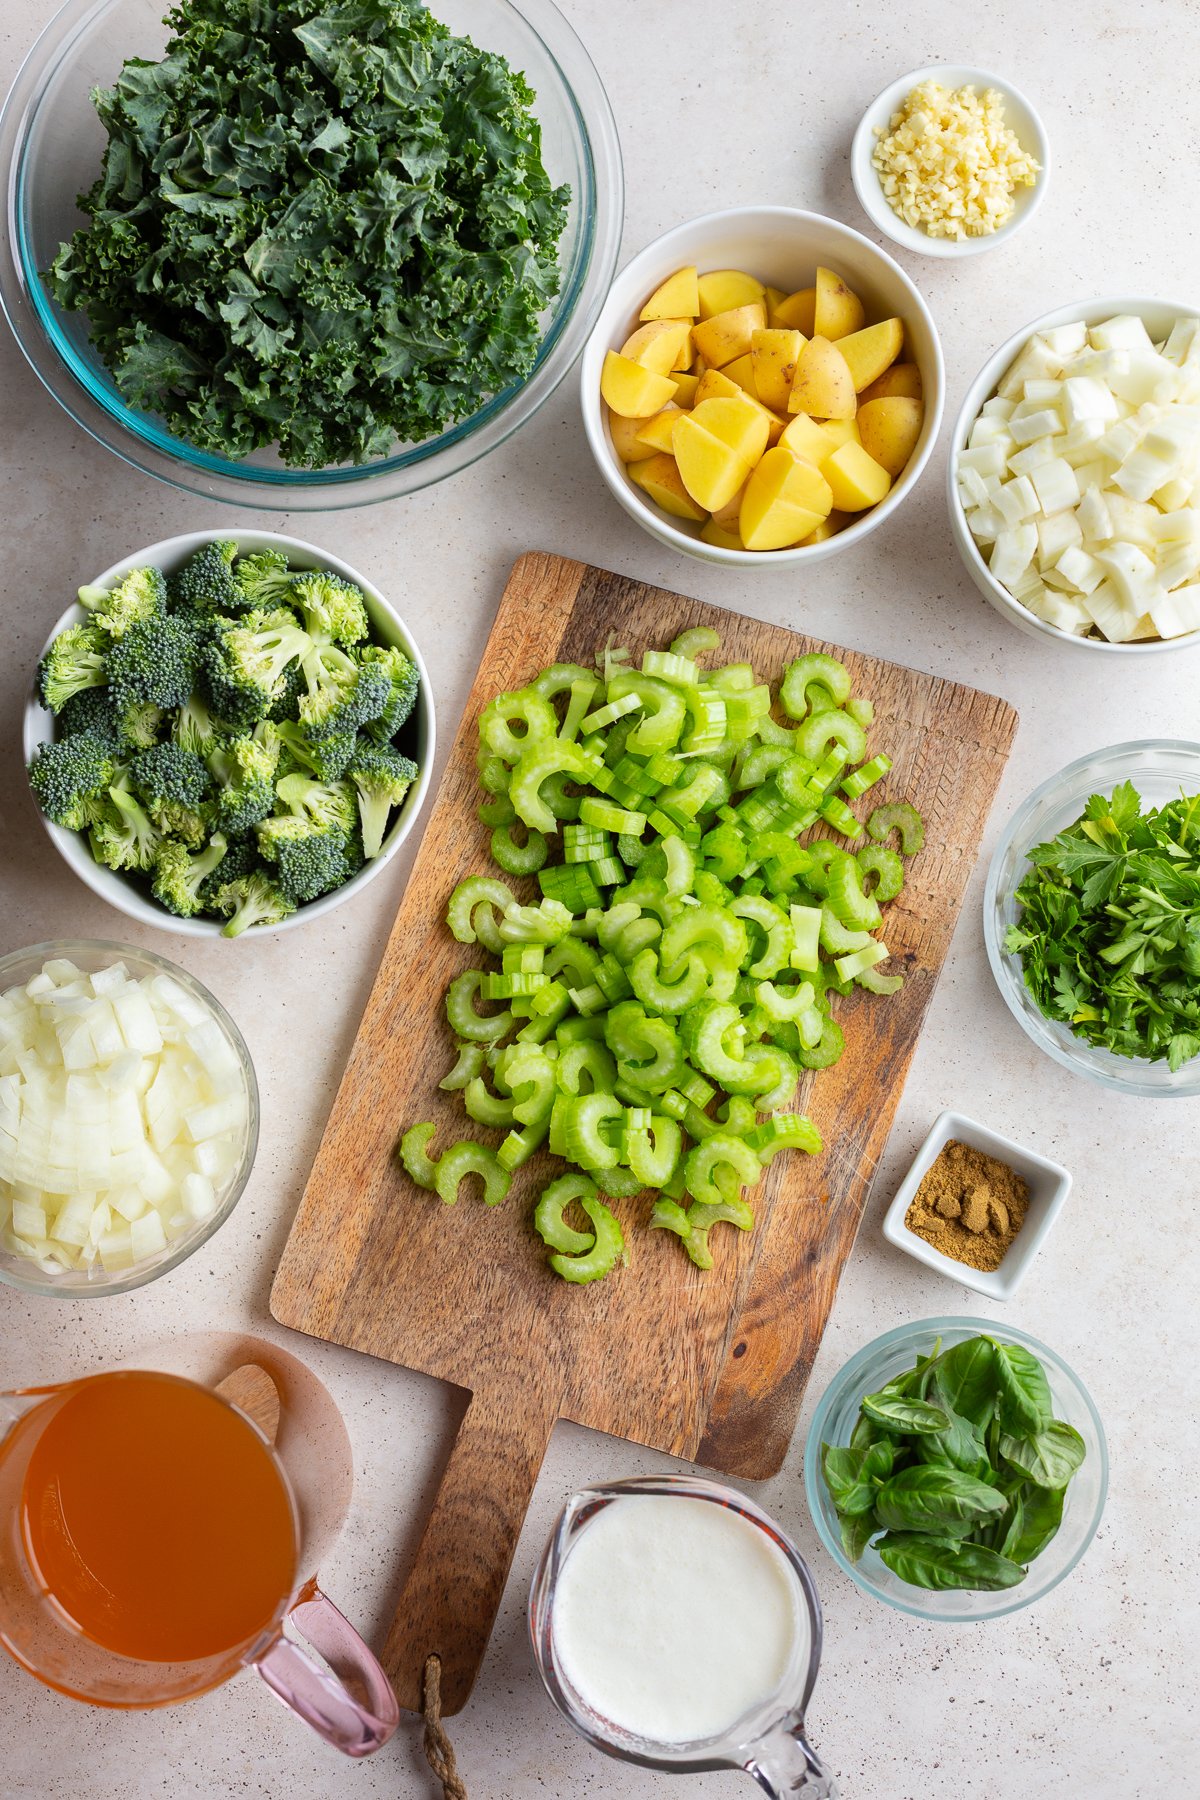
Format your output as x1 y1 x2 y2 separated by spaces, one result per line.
46 0 569 468
1005 781 1200 1071
822 1333 1087 1592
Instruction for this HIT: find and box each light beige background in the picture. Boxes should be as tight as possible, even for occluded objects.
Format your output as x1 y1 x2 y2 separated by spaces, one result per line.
1 2 1196 1795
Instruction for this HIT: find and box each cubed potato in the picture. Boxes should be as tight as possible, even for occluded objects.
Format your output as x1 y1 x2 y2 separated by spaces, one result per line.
710 479 750 527
670 371 700 407
673 416 753 511
692 396 770 466
751 328 805 413
764 285 787 323
740 447 834 551
640 266 700 321
691 304 767 369
779 414 836 464
718 352 759 396
695 369 786 445
816 417 862 450
629 452 708 520
836 319 904 391
772 287 816 334
634 404 684 454
620 319 693 375
857 396 923 476
859 361 923 404
787 337 857 420
700 520 745 550
798 510 852 545
601 351 678 417
813 267 866 341
822 441 892 511
697 269 766 319
608 407 660 463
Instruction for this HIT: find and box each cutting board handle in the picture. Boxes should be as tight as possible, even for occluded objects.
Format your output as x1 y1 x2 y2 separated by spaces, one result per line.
381 1380 560 1717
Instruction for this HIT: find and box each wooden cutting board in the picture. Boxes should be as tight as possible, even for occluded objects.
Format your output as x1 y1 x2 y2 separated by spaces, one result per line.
271 552 1017 1715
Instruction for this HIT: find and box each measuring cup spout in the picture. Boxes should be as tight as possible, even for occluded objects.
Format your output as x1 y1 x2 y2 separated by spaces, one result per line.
0 1385 65 1435
744 1719 839 1799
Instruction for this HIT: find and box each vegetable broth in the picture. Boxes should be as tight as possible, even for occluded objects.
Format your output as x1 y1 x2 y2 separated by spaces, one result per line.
16 1371 297 1662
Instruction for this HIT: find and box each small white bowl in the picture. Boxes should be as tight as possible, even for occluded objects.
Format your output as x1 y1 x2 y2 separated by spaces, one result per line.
579 206 943 567
881 1109 1071 1302
948 295 1200 655
851 65 1049 259
23 530 435 937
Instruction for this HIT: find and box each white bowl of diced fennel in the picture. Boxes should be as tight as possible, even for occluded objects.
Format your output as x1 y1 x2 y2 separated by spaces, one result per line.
949 300 1200 653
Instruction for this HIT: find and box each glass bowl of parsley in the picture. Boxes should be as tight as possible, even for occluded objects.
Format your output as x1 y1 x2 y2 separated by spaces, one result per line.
985 740 1200 1096
0 0 623 508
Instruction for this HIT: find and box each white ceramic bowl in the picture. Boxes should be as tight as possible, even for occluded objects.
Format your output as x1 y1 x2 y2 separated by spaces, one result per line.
949 296 1200 655
579 207 943 567
881 1109 1072 1302
23 530 435 937
851 65 1049 259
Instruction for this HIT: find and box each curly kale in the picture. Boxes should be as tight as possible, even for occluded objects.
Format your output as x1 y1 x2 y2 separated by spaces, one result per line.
28 732 118 831
44 0 569 467
38 623 109 713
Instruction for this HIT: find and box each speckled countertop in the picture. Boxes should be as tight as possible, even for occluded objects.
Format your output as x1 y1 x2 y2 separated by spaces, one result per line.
1 2 1197 1796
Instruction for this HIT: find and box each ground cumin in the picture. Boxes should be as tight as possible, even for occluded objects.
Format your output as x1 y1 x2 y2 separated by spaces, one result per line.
904 1139 1030 1271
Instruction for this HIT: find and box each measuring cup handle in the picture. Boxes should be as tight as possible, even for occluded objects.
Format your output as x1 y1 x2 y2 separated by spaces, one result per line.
255 1582 399 1758
744 1720 839 1798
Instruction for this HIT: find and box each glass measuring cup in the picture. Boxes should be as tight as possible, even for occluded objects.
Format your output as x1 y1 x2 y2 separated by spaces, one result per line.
0 1333 398 1756
529 1474 838 1797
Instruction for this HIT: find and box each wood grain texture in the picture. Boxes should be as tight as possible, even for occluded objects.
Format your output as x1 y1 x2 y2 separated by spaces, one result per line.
271 552 1017 1714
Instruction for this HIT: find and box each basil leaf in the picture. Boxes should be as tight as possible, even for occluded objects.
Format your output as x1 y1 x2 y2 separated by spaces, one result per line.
860 1392 950 1435
916 1396 991 1476
874 1466 1007 1536
1004 1483 1065 1563
1000 1420 1087 1489
930 1337 996 1427
838 1509 875 1563
876 1533 1027 1592
822 1440 895 1515
991 1341 1052 1437
996 1492 1025 1559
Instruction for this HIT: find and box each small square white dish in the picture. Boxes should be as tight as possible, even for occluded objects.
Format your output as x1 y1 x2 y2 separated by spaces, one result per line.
881 1109 1071 1301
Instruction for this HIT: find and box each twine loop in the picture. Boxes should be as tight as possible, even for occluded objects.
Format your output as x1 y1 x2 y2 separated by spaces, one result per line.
422 1655 468 1800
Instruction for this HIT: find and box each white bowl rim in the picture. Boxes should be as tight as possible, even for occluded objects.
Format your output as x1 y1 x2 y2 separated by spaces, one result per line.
22 528 436 938
948 293 1200 655
850 63 1050 260
580 204 944 567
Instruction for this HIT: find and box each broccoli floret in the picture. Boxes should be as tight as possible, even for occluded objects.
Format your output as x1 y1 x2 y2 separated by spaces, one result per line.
347 740 418 859
28 732 118 830
168 541 241 618
89 783 162 872
129 742 212 842
172 691 221 757
204 608 312 724
58 687 118 742
197 832 261 905
38 622 110 714
359 643 420 740
207 733 279 835
77 566 167 639
274 770 357 835
234 548 296 611
290 572 370 646
108 615 201 720
265 660 306 723
256 814 356 903
116 698 165 750
211 871 296 937
298 642 390 738
273 720 357 781
151 833 229 918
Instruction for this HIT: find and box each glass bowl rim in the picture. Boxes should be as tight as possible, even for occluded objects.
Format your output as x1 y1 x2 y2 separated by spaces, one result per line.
803 1314 1109 1620
0 937 260 1297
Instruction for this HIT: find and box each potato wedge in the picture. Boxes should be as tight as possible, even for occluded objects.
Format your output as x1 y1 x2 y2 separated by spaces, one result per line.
692 396 770 466
857 396 923 476
629 452 708 520
640 266 700 321
817 417 862 450
787 337 857 420
673 415 752 512
764 285 787 322
822 441 891 511
859 361 923 404
836 319 904 391
601 351 678 417
700 520 745 550
710 478 750 528
751 328 805 413
772 287 816 334
813 267 865 341
620 319 693 375
608 408 660 463
697 269 766 319
740 447 833 551
779 413 836 465
691 303 767 370
670 370 700 408
797 509 852 545
634 404 684 454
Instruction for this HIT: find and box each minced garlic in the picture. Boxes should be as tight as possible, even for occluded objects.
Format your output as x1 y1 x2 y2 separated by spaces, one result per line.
871 80 1040 240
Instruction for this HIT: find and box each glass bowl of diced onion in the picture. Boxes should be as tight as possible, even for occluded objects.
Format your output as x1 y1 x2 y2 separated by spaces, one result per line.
0 941 258 1296
948 296 1200 654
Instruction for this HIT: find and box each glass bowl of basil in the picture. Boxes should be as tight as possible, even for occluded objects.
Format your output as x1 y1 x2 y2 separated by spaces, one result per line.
985 740 1200 1097
0 0 623 509
803 1317 1107 1620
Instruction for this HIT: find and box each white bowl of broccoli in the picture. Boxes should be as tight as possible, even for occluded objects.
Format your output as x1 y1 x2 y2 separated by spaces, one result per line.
23 530 435 938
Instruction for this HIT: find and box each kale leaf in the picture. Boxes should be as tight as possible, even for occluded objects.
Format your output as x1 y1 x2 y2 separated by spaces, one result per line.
46 0 570 467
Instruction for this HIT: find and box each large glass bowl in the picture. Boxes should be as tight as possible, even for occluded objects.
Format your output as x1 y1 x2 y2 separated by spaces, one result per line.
0 940 259 1297
984 740 1200 1097
804 1317 1108 1622
0 0 623 508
